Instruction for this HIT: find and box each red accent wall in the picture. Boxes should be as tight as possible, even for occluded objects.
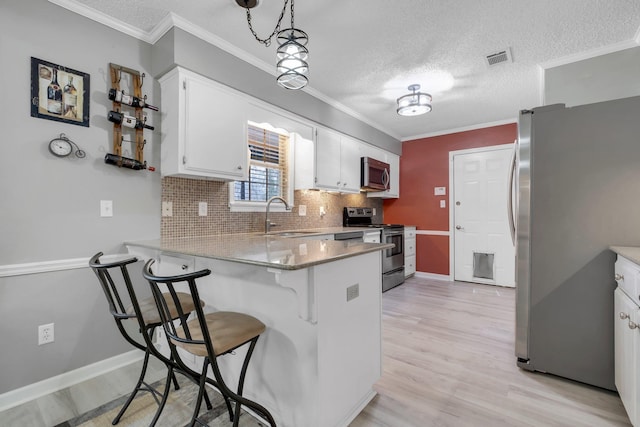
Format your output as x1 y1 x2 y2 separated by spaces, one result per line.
384 123 517 275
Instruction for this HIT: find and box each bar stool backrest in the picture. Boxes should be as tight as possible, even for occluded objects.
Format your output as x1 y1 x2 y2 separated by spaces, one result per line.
89 252 148 350
142 260 215 355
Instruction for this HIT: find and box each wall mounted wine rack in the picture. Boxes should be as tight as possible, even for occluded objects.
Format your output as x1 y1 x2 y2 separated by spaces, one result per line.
108 62 149 169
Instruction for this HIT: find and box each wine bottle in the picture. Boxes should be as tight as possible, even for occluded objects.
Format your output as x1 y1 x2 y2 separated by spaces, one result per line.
108 89 159 111
104 153 146 170
47 69 62 115
63 76 78 118
107 110 154 130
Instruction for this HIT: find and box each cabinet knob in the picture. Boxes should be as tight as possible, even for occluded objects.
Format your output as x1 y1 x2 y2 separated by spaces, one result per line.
620 312 630 320
237 165 243 170
629 320 638 330
337 181 341 185
615 273 624 281
181 264 188 270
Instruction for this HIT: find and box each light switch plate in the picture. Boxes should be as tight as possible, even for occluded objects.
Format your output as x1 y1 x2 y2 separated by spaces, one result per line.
319 206 326 217
100 200 113 217
298 204 307 216
198 202 207 216
346 284 359 301
440 200 446 208
372 208 377 216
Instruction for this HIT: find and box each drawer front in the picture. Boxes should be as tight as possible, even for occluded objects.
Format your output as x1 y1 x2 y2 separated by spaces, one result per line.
405 238 416 256
405 254 416 277
158 253 195 275
615 256 640 307
404 227 416 239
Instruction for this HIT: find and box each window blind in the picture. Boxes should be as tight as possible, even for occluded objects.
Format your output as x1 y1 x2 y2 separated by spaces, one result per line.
234 125 289 202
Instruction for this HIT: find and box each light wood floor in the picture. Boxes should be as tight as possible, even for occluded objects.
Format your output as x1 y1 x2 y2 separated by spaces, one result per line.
350 276 630 427
1 277 631 426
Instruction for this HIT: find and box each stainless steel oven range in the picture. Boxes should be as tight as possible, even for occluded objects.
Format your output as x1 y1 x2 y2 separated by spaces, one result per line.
343 207 405 292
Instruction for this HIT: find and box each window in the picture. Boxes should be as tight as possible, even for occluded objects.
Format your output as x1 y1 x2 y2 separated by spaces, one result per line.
229 122 293 212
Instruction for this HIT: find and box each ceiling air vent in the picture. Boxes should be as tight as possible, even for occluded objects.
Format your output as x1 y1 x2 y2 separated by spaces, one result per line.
485 48 513 67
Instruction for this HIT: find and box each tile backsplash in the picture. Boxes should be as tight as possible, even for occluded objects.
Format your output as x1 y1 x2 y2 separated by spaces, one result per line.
161 177 383 238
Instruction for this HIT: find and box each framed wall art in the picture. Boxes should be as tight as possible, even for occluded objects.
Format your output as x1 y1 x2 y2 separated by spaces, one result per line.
30 57 90 127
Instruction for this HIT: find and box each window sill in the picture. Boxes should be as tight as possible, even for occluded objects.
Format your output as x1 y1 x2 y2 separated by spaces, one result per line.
228 201 293 213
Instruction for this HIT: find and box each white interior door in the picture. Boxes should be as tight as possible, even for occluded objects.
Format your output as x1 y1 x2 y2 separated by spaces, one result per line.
453 146 515 287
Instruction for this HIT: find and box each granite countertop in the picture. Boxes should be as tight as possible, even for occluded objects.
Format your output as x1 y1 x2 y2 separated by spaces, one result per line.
610 246 640 265
126 228 392 271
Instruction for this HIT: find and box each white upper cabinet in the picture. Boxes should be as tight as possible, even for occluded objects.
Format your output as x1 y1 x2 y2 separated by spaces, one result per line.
314 127 343 190
296 127 362 193
159 67 248 180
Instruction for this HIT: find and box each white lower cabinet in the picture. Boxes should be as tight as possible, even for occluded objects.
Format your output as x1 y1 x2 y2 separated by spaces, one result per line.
404 226 416 277
614 256 640 426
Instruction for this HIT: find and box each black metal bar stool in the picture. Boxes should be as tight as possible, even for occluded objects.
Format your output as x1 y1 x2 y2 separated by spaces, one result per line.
142 259 276 427
89 252 213 426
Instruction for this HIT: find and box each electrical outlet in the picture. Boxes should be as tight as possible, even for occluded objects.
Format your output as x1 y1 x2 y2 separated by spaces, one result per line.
198 202 207 216
38 323 54 345
319 206 326 217
100 200 113 217
162 201 173 217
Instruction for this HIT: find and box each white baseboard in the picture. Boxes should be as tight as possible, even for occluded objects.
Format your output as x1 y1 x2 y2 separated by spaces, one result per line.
0 350 142 412
414 271 452 282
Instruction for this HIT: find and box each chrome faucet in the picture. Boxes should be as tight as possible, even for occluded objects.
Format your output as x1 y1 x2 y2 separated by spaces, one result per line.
265 196 291 233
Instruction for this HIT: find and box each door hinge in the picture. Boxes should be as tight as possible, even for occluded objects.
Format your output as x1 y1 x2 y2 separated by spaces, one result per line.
183 80 186 90
182 155 187 164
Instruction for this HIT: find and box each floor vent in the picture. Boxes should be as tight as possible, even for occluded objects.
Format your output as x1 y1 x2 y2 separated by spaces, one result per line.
485 48 513 67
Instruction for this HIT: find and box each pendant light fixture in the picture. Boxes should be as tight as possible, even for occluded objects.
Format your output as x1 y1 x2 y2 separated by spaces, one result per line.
397 84 432 116
237 0 309 90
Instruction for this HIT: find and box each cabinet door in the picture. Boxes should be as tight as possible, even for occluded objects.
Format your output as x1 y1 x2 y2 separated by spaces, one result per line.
339 136 362 193
614 287 638 423
315 127 342 190
183 75 247 179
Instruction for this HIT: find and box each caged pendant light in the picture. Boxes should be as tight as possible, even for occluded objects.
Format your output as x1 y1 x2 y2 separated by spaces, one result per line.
237 0 309 90
397 84 432 116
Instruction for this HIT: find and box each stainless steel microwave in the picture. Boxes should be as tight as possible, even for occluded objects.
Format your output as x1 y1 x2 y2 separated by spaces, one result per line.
361 157 390 191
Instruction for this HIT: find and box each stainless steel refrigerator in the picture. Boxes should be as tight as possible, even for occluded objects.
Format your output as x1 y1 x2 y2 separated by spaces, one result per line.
512 95 640 391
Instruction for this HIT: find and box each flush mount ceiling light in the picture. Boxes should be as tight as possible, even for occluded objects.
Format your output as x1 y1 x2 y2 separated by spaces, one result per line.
396 84 432 116
237 0 309 90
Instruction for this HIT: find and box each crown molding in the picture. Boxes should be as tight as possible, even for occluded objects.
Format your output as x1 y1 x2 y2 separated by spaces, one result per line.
48 0 400 142
539 37 640 70
403 118 517 141
48 0 152 42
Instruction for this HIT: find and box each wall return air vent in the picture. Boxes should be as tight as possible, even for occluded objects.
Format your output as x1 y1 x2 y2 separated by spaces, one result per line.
485 48 513 67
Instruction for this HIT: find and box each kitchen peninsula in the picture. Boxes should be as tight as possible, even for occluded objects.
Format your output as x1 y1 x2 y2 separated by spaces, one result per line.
126 233 393 427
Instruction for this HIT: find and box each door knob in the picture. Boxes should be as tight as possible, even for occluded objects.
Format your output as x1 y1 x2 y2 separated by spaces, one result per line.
615 273 624 281
456 225 464 230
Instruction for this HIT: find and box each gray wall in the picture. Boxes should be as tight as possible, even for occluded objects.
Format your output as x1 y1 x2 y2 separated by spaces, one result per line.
0 0 398 396
545 46 640 106
152 27 401 154
0 0 161 394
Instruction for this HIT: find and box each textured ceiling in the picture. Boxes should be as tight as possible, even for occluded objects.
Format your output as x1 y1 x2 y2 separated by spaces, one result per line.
65 0 640 140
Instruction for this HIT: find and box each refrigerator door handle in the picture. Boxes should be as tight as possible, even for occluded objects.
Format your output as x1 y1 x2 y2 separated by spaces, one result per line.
507 140 517 245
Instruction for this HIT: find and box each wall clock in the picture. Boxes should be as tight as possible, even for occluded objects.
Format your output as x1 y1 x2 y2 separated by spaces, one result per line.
48 133 85 158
